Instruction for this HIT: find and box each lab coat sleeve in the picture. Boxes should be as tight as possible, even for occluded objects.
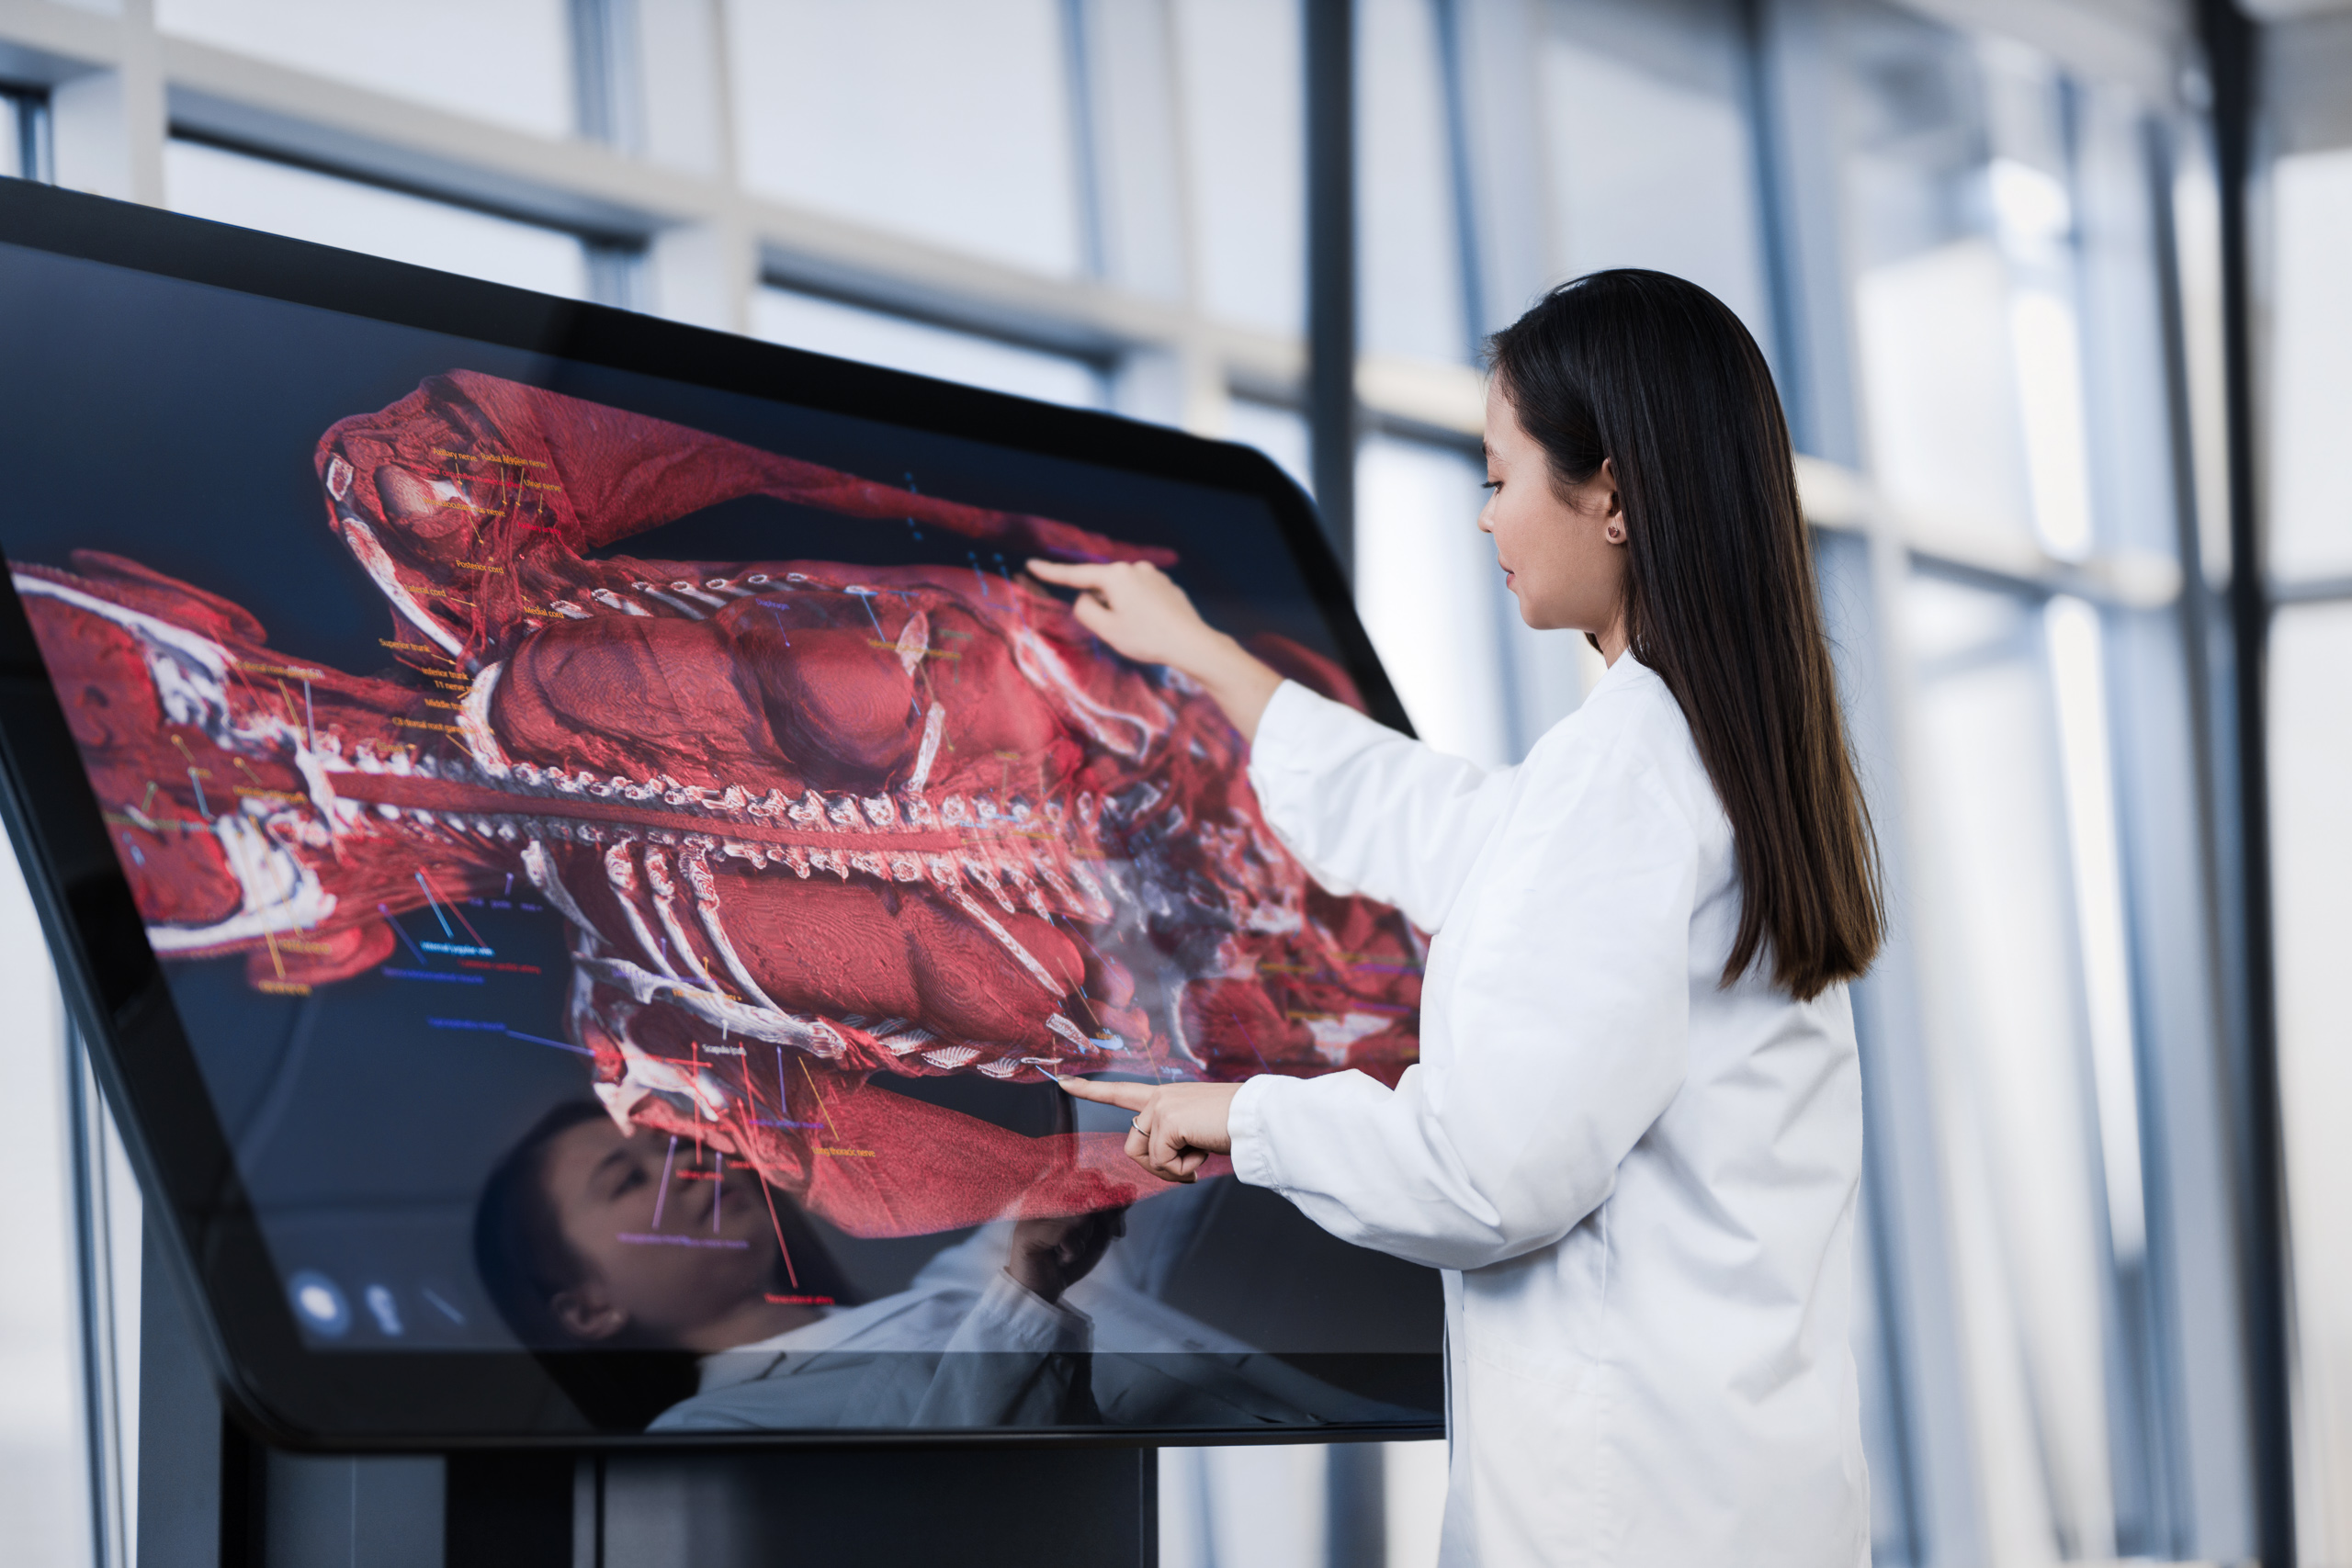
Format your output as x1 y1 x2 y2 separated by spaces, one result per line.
937 1271 1094 1357
647 1280 1100 1431
1227 735 1697 1272
1247 680 1516 931
909 1271 1100 1427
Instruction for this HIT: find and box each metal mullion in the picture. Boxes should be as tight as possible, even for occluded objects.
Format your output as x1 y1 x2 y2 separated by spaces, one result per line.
754 268 1124 373
66 1025 130 1568
1430 0 1485 364
2192 4 2295 1567
1902 546 2168 612
1812 527 1929 1566
1059 0 1110 285
26 88 50 183
164 124 645 250
1430 0 1539 759
2053 81 2175 1553
0 85 50 184
1305 0 1356 569
2068 600 2169 1560
571 0 647 316
168 121 654 310
2268 576 2352 606
2144 102 2252 1561
1738 0 1809 433
570 0 645 155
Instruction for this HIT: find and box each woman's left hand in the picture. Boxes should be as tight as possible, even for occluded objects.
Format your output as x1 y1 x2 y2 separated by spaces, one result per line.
1057 1077 1241 1184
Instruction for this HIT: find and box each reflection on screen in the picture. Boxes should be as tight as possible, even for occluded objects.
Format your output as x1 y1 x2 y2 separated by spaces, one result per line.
2 351 1436 1425
481 1101 1423 1431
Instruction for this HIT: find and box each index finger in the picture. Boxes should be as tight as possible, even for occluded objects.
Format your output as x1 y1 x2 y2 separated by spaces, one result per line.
1055 1076 1156 1111
1025 558 1124 591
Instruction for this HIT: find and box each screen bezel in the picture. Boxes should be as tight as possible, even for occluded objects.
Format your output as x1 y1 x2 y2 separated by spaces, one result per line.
0 178 1437 1450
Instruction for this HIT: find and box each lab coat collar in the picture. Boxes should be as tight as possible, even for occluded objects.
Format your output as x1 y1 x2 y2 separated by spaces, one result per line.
1586 649 1659 705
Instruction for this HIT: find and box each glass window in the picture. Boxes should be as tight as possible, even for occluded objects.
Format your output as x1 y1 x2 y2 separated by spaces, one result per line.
1539 0 1772 344
153 0 575 140
2268 32 2352 1560
1223 398 1313 496
1852 230 2035 547
2 87 42 183
725 0 1084 277
164 141 594 299
2268 147 2352 585
1382 1440 1447 1564
1354 434 1509 766
1840 17 2101 562
1357 0 1469 363
0 838 85 1568
2272 600 2352 1558
1175 0 1305 335
1493 586 1603 762
1159 1444 1329 1567
1901 574 2134 1561
751 288 1104 409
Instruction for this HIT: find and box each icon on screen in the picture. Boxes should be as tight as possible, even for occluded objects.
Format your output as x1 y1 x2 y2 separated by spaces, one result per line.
364 1284 403 1337
287 1270 350 1337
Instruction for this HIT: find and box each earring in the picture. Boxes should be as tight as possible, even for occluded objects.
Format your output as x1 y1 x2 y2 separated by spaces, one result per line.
1606 525 1625 543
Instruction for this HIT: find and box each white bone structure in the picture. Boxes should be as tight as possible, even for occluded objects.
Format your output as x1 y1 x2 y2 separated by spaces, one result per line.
17 563 1337 1139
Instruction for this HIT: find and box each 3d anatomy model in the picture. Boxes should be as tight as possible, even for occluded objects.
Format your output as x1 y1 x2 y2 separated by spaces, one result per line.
18 371 1421 1240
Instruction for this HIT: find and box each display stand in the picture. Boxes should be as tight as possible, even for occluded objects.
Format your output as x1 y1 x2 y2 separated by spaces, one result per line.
447 1446 1154 1568
139 1234 1157 1568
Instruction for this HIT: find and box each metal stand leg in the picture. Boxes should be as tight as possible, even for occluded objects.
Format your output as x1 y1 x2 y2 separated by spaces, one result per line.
138 1225 221 1568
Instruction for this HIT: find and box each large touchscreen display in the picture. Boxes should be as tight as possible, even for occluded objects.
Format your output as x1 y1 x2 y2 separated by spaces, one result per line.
0 239 1436 1434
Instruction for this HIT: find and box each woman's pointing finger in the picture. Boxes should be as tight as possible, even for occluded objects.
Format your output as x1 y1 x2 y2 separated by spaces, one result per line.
1025 558 1106 589
1056 1076 1156 1111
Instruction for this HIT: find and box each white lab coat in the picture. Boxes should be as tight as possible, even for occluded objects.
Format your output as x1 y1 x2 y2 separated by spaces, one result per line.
1229 657 1870 1567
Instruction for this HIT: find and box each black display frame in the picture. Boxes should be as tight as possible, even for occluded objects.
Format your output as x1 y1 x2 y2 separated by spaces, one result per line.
0 179 1436 1451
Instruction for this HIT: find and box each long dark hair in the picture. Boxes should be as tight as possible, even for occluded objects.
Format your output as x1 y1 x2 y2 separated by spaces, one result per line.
1487 269 1883 1000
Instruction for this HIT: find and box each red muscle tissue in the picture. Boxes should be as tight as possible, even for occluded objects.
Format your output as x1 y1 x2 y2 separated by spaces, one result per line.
18 370 1422 1236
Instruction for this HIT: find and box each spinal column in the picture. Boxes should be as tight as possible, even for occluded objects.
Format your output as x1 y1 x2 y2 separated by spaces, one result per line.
13 370 1423 1235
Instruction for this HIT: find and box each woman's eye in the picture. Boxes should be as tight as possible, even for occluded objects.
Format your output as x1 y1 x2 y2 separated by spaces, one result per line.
1481 479 1501 492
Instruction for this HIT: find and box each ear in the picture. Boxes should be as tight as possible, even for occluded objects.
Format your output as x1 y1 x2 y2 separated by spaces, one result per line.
1599 457 1624 519
551 1282 629 1343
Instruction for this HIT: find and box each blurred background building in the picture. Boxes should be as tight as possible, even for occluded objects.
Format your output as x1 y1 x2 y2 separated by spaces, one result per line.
0 0 2345 1563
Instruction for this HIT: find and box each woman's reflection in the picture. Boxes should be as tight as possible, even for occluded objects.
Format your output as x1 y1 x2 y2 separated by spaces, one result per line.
474 1102 1408 1432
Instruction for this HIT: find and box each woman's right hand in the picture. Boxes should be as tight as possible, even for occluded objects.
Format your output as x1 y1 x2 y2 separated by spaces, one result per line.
1005 1206 1127 1303
1024 559 1223 669
1025 559 1284 741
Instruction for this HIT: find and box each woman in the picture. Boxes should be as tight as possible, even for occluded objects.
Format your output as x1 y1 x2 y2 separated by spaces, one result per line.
1039 269 1883 1565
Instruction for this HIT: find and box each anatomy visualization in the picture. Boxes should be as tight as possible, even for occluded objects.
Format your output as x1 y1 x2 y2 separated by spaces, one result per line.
20 371 1422 1237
